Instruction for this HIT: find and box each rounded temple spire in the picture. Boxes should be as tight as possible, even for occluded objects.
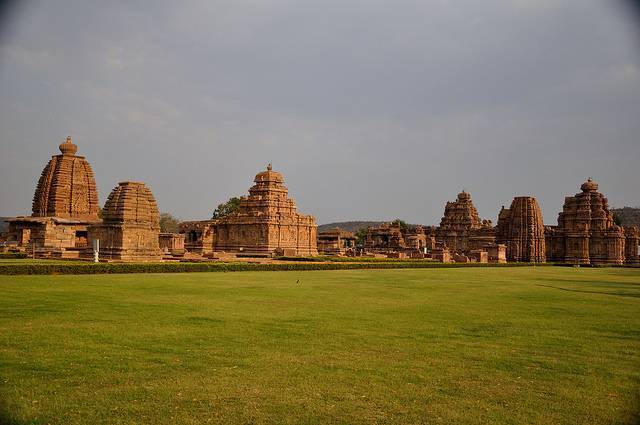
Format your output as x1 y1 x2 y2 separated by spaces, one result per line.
581 177 598 192
59 135 78 156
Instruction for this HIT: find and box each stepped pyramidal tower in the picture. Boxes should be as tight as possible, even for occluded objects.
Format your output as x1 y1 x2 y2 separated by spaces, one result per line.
214 164 318 256
436 191 494 253
546 178 625 265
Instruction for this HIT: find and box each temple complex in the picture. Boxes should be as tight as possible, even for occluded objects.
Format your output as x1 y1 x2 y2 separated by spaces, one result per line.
545 178 625 265
2 136 637 266
5 137 100 257
496 197 546 263
88 182 162 261
317 228 356 256
435 191 495 253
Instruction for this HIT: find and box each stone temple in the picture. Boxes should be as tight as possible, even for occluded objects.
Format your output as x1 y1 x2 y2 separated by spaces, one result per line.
317 228 357 256
179 165 318 257
496 197 546 263
216 164 318 256
363 222 433 257
88 182 162 262
545 178 625 265
436 191 495 253
6 137 100 257
3 136 638 266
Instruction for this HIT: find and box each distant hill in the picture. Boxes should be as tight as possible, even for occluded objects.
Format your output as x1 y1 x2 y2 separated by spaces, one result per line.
318 220 428 233
611 207 640 227
318 221 384 233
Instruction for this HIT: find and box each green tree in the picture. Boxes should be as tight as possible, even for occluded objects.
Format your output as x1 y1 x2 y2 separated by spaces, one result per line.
613 212 623 226
159 213 180 233
391 218 408 231
355 227 369 246
212 197 242 219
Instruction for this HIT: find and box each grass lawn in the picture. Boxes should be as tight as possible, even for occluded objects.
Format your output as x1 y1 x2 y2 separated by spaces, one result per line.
0 267 639 424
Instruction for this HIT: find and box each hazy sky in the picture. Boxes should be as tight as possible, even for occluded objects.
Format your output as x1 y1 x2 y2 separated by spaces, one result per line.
0 0 638 225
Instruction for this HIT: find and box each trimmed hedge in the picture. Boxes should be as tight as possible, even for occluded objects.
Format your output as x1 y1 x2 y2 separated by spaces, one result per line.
0 252 28 259
0 261 552 275
275 256 431 263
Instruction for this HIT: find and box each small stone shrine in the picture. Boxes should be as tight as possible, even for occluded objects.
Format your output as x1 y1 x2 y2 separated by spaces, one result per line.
88 182 162 261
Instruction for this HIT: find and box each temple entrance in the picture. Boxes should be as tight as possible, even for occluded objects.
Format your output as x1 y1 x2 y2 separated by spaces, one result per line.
75 231 88 248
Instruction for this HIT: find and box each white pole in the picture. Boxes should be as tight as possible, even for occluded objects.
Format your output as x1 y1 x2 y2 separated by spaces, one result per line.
93 239 100 263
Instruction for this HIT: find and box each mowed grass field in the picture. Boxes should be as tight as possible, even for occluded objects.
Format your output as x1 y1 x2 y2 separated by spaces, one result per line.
0 268 639 424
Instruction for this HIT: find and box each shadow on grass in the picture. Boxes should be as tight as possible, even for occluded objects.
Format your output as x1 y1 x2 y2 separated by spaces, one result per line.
535 283 640 298
0 396 42 425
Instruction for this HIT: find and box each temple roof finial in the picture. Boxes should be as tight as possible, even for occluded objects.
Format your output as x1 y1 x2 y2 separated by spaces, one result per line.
267 163 272 171
59 135 78 156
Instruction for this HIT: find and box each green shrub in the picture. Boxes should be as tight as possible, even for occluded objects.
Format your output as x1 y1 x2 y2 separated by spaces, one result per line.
0 261 557 275
0 252 28 259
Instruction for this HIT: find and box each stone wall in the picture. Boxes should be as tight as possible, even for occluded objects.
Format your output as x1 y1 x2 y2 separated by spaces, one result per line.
159 233 185 255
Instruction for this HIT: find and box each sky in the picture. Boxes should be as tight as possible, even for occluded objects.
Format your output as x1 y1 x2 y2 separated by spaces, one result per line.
0 0 639 225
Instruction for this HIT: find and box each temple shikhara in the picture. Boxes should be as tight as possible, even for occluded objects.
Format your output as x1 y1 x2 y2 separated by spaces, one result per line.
496 197 546 263
5 137 100 258
1 137 638 265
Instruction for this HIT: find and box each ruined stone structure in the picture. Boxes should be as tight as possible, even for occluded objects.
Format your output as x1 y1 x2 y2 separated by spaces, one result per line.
6 137 100 257
363 223 431 255
215 165 317 256
487 244 507 264
624 226 639 266
468 249 489 263
364 223 406 252
159 233 185 256
431 246 451 263
317 228 356 256
179 220 216 255
405 226 433 251
88 182 162 261
436 191 495 253
496 197 546 263
546 179 625 265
